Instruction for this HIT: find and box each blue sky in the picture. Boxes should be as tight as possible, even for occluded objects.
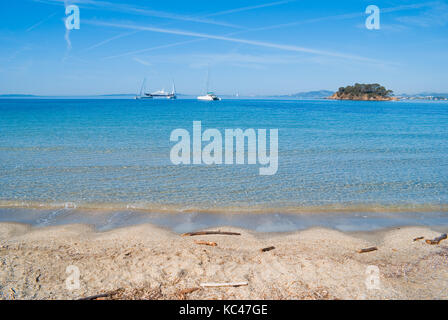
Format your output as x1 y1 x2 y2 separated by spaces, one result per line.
0 0 447 95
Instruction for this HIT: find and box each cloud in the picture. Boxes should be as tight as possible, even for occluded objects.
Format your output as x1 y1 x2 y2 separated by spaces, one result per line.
85 19 382 64
64 27 71 50
33 0 245 29
92 2 437 61
395 1 448 27
246 1 439 32
76 0 294 53
132 57 151 66
204 0 295 17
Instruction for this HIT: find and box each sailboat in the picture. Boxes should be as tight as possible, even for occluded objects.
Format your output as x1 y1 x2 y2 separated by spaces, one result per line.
197 69 221 101
135 79 177 99
135 78 152 99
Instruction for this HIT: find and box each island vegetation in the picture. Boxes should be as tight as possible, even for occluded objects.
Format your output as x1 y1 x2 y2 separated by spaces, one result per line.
328 83 397 101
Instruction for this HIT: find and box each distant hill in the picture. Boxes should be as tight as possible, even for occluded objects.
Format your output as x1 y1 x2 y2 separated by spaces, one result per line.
291 90 334 99
98 93 136 97
272 90 334 99
399 92 448 99
0 94 37 97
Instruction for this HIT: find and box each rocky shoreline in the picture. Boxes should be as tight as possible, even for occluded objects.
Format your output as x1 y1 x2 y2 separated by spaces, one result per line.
327 92 399 101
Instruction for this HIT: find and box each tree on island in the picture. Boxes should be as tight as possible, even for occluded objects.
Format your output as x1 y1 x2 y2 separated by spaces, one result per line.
334 83 394 100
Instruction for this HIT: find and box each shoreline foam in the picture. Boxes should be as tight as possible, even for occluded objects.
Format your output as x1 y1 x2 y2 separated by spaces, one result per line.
1 200 448 214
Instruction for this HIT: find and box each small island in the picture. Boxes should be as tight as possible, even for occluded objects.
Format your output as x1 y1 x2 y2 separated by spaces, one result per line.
328 83 398 101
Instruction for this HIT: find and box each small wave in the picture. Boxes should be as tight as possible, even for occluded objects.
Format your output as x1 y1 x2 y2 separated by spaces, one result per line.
0 200 447 214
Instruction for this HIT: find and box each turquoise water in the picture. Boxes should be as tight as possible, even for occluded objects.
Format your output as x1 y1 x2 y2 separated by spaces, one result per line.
1 98 448 217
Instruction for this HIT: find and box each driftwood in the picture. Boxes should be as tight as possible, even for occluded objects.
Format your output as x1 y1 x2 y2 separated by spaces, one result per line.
78 289 120 300
200 282 248 288
425 234 447 245
413 236 424 242
182 231 241 237
177 287 200 299
260 246 275 252
195 240 217 247
358 247 378 253
9 288 16 300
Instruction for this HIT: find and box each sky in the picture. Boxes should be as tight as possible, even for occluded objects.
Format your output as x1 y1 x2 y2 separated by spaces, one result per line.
0 0 447 96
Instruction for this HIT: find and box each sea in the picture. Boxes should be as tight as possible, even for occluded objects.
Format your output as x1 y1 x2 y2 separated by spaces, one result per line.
0 98 447 232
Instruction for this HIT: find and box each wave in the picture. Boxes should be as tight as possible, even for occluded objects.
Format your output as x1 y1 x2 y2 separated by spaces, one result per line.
0 200 447 214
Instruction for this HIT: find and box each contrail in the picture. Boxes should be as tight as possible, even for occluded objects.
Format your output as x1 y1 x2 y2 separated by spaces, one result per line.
203 0 295 17
246 1 438 32
85 20 379 63
104 38 205 59
26 12 58 31
101 1 436 61
82 30 140 52
33 0 245 29
79 0 294 52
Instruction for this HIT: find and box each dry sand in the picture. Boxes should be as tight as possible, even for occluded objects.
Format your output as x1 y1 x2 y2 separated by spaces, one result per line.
0 222 447 300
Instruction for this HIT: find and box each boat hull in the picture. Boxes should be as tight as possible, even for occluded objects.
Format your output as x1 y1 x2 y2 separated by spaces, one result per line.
197 95 221 101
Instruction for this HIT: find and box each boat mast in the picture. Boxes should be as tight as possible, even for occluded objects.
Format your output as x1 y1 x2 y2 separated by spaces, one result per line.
206 68 210 94
139 78 146 97
172 79 176 95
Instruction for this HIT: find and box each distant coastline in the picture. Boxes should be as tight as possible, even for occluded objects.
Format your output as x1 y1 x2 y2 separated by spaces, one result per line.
1 90 448 100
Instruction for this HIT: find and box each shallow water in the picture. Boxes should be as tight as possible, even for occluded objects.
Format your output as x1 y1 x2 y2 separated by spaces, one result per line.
1 208 448 233
0 98 447 230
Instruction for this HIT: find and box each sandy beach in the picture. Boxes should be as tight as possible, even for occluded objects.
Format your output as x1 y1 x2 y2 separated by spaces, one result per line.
1 222 447 300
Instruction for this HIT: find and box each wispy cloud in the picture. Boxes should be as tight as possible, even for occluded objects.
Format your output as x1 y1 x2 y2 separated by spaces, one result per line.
93 2 435 63
33 0 245 29
85 19 382 64
132 57 151 66
395 1 448 27
64 28 71 51
204 0 295 17
63 0 71 54
245 1 439 32
77 0 294 53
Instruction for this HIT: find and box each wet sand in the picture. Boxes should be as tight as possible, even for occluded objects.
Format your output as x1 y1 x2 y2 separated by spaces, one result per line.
1 223 447 300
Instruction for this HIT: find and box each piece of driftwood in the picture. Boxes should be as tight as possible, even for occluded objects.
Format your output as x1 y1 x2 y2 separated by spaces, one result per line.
413 236 424 242
358 247 378 253
195 240 217 247
260 246 275 252
425 233 447 245
200 282 248 288
178 287 200 299
78 289 120 300
9 288 16 300
182 231 241 237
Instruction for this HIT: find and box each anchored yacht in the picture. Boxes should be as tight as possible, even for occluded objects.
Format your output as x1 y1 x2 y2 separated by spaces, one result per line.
197 69 221 101
197 92 221 101
135 79 177 99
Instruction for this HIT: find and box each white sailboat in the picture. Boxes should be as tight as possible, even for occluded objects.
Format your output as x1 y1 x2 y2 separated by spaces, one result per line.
135 78 152 99
197 69 221 101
